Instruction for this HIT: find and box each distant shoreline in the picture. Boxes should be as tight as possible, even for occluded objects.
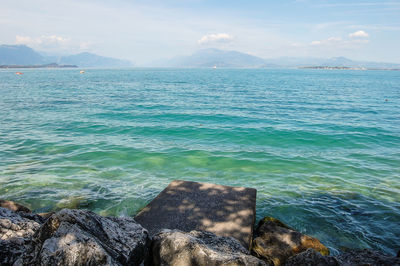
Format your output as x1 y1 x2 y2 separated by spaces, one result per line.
1 64 400 70
299 66 400 71
0 63 78 69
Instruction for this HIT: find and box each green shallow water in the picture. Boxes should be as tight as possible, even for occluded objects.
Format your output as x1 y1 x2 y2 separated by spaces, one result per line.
0 68 399 255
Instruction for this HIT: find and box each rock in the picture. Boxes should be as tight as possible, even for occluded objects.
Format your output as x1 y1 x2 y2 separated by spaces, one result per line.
252 217 329 266
0 200 48 224
17 209 150 266
336 249 400 266
38 212 55 220
0 199 31 213
284 249 339 266
150 229 269 266
1 239 24 266
18 212 47 224
0 207 41 265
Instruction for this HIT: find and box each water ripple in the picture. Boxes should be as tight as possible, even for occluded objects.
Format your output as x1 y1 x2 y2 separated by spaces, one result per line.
0 68 399 255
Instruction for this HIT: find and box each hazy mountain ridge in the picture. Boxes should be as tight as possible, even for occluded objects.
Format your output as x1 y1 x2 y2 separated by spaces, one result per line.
2 45 399 69
151 49 274 68
151 48 400 69
58 52 132 68
155 48 268 68
0 45 133 67
0 45 47 65
271 56 400 69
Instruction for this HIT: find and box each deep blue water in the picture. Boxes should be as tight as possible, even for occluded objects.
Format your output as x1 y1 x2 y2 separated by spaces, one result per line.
0 68 399 255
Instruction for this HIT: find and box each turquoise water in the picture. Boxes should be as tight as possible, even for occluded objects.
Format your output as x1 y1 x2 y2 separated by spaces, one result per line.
0 68 399 255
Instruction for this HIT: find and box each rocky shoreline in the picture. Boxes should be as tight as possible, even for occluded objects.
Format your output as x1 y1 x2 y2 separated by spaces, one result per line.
1 200 399 266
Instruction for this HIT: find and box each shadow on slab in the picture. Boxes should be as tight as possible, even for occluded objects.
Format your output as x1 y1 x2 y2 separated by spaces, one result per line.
134 180 257 249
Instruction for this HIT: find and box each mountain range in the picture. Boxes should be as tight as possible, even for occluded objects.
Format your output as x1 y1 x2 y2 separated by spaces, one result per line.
0 45 133 67
151 48 400 69
1 45 400 69
151 49 269 68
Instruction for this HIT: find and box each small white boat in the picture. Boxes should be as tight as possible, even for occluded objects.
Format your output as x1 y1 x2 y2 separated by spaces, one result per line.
80 70 85 74
213 65 217 69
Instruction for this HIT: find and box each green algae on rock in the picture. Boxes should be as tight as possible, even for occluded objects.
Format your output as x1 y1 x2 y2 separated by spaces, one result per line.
252 216 329 266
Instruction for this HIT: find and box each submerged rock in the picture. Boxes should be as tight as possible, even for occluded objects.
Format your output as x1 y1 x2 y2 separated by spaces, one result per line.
150 229 268 266
0 199 31 213
0 207 41 265
17 209 150 266
336 249 400 266
284 249 339 266
252 217 329 266
0 200 46 224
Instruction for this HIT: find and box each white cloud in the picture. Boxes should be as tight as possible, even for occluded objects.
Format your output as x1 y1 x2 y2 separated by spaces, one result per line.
198 33 234 45
310 36 342 46
16 35 69 46
349 30 369 38
15 35 91 53
310 40 322 46
327 37 342 41
308 34 370 51
351 39 370 44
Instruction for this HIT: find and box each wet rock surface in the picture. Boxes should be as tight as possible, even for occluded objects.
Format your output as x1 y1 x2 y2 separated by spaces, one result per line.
17 209 150 266
1 200 400 266
0 207 41 265
252 217 330 266
0 199 31 213
150 229 269 266
284 248 339 266
336 248 400 266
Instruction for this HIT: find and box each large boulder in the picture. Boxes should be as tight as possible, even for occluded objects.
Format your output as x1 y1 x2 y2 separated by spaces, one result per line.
252 217 329 266
0 207 41 265
17 209 150 266
284 249 339 266
336 249 400 266
150 229 269 266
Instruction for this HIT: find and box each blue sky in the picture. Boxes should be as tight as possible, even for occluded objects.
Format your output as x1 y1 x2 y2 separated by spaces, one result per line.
1 0 399 64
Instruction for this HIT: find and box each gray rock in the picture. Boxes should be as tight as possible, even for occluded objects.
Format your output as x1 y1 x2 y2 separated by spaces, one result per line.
0 199 46 224
0 207 41 265
17 209 150 266
284 249 339 266
150 229 269 266
252 217 330 266
1 239 25 266
337 249 400 266
18 211 47 224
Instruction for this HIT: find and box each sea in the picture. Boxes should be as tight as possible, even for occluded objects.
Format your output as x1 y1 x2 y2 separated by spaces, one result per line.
0 68 399 255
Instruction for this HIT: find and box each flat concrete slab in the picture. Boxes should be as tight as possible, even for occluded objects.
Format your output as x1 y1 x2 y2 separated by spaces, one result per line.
134 180 257 249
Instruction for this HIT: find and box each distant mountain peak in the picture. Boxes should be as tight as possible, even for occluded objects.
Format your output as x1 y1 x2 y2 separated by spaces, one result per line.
76 52 93 56
330 56 349 60
0 44 46 65
0 44 133 67
153 48 267 68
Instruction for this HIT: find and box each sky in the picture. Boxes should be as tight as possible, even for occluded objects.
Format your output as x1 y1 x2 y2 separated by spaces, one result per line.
1 0 400 65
